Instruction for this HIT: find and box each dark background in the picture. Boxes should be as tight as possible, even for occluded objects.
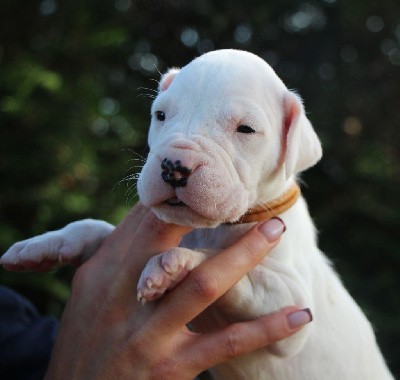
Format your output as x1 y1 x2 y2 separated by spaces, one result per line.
0 0 399 376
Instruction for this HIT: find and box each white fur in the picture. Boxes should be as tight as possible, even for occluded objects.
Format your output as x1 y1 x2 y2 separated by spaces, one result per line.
1 50 393 379
1 219 113 269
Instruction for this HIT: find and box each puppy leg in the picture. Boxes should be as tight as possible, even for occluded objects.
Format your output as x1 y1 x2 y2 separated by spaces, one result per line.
137 248 210 304
1 219 114 272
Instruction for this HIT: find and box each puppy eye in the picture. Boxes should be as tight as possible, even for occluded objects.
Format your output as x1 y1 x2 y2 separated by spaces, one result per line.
236 125 256 134
155 111 166 121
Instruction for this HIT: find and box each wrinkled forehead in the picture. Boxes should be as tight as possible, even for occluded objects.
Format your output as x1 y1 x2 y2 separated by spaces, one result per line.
185 56 280 96
158 53 285 118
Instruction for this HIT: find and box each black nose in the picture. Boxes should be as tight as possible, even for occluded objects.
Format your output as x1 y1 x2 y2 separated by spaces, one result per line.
161 158 192 188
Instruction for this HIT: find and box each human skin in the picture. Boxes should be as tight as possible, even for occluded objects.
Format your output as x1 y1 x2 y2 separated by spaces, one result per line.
44 203 311 380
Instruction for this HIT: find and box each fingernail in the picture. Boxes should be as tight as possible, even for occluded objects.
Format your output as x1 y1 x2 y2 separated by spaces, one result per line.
258 217 286 242
287 308 313 329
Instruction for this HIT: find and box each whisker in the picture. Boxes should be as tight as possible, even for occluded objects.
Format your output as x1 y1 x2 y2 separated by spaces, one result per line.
123 163 144 173
137 93 156 99
153 65 162 76
137 86 158 94
114 173 140 186
122 149 147 162
150 76 161 84
113 148 147 205
136 85 158 100
125 183 139 205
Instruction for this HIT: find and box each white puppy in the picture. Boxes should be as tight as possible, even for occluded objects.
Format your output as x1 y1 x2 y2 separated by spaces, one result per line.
1 50 393 379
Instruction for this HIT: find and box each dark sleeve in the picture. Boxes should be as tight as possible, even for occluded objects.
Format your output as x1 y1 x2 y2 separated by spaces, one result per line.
0 286 59 380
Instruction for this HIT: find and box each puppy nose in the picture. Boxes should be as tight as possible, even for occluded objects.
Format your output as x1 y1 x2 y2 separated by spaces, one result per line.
161 158 192 188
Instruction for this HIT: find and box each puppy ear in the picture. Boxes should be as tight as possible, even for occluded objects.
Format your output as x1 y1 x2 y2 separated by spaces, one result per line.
283 91 322 179
158 68 180 92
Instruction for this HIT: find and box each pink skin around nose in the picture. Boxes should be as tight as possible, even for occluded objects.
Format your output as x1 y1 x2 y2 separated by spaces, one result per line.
138 142 250 227
161 157 193 190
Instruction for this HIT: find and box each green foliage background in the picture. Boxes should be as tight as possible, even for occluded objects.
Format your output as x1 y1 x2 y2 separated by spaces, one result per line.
0 0 399 375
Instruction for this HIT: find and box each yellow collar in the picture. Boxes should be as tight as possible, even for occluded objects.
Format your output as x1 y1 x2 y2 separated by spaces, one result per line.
227 184 301 225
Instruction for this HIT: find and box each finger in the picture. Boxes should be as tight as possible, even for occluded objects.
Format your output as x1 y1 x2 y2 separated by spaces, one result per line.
95 202 151 260
152 218 285 332
107 207 193 289
72 203 153 292
121 209 193 270
188 307 312 372
133 210 193 253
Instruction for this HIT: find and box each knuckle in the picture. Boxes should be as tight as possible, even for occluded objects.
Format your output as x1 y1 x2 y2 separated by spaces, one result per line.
223 325 245 359
127 338 173 380
139 212 190 248
140 213 180 246
187 269 220 302
260 323 274 346
70 261 93 292
150 359 177 380
70 266 86 292
236 235 265 262
141 213 168 236
128 343 179 380
127 333 148 358
238 239 256 257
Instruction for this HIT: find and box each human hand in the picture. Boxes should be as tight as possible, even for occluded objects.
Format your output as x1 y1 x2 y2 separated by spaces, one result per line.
45 203 311 380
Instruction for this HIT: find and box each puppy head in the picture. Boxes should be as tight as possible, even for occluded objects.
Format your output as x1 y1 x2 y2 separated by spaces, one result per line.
138 49 322 227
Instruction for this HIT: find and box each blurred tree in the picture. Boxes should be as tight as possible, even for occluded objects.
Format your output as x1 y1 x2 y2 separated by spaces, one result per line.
0 0 399 375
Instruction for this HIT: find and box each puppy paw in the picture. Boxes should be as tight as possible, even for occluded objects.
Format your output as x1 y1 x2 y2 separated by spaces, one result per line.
1 231 83 271
137 247 206 304
1 219 114 272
